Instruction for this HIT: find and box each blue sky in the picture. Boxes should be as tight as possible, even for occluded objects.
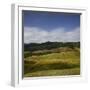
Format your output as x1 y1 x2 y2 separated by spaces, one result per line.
23 10 80 43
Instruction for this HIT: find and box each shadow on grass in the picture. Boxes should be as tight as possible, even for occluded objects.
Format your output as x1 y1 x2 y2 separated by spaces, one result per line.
24 61 80 74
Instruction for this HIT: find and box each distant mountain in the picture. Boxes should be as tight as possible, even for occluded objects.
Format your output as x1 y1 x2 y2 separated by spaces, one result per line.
24 41 80 52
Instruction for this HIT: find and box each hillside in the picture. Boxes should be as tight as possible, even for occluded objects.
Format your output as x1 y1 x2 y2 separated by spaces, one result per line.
24 42 80 77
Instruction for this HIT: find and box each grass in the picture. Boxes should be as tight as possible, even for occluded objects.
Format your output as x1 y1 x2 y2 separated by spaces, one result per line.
24 68 80 77
24 48 80 77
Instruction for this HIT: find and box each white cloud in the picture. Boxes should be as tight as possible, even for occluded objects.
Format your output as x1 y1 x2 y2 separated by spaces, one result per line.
24 27 80 43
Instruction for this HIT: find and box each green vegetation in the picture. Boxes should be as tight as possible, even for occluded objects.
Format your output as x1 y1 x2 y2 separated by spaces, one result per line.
24 42 80 77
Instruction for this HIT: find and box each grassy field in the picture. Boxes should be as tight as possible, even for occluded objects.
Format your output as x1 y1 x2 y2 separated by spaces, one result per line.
24 47 80 77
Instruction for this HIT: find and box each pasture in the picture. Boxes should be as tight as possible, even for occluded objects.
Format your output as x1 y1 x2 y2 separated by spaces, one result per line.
24 47 80 77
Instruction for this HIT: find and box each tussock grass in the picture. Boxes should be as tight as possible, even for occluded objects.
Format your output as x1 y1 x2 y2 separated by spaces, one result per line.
24 48 80 77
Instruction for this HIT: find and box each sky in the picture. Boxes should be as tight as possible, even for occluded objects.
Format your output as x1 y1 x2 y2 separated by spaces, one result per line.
23 10 80 44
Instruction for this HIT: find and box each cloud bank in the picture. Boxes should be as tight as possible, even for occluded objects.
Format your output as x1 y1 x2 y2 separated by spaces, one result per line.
24 27 80 43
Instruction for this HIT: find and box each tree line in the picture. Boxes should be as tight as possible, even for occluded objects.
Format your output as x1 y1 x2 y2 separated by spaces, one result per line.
24 41 80 52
